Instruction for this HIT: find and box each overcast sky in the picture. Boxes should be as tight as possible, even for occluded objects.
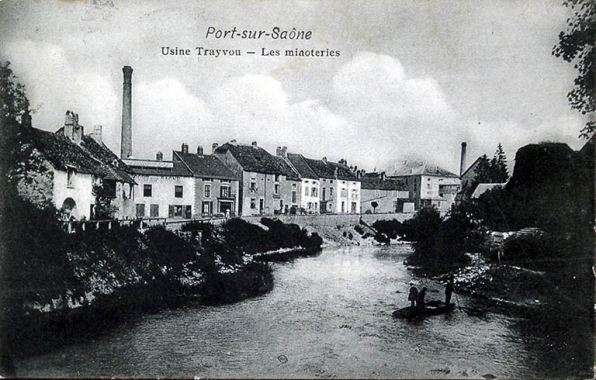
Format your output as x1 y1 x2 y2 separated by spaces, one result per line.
0 0 589 174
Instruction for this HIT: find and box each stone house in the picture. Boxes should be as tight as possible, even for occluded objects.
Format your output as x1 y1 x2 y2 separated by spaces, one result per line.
174 144 240 217
16 111 136 220
213 141 300 216
387 161 460 213
124 152 195 219
277 148 320 214
303 157 361 214
359 174 411 213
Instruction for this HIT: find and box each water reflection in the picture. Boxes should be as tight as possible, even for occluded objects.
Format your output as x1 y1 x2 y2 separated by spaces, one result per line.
14 245 592 378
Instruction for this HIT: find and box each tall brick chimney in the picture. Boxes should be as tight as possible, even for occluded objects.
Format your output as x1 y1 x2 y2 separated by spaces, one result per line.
460 142 467 177
121 66 133 158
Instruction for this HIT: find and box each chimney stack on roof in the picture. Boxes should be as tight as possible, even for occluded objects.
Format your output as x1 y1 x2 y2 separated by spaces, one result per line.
460 142 467 177
197 145 204 156
276 146 282 156
182 143 189 154
322 157 327 164
252 141 258 148
212 143 219 154
64 110 83 145
90 125 102 144
230 139 237 145
156 151 163 161
121 66 133 158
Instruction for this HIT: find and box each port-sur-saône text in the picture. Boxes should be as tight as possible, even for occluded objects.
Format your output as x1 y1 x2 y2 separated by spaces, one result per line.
205 27 312 40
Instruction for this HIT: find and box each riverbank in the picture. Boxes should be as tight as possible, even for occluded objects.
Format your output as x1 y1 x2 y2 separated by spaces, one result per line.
1 214 323 370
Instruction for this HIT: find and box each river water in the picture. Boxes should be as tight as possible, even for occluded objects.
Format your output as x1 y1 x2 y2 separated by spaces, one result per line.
14 245 592 378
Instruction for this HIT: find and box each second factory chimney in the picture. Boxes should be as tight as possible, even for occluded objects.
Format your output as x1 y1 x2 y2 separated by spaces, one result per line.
121 66 133 159
460 142 467 177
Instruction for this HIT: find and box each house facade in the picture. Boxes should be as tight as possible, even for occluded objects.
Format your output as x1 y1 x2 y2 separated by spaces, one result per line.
174 144 240 217
303 157 361 214
387 161 460 213
17 111 136 220
214 141 300 216
124 154 196 219
279 149 319 214
359 174 411 213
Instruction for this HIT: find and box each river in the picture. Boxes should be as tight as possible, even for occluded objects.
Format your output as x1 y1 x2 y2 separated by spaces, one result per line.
14 245 592 378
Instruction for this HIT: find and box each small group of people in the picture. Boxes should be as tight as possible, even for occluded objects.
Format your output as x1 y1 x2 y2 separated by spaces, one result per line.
406 276 454 309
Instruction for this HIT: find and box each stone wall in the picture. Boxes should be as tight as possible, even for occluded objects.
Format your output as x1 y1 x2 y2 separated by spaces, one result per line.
239 212 413 229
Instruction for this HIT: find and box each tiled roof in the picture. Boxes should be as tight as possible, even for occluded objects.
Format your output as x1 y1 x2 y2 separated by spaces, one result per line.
303 157 359 181
215 143 285 175
126 159 194 177
360 177 407 190
174 151 238 180
387 161 459 178
286 153 319 179
24 127 135 184
272 156 300 180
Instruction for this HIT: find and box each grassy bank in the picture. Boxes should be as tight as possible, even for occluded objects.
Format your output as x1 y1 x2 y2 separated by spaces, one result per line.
0 200 323 370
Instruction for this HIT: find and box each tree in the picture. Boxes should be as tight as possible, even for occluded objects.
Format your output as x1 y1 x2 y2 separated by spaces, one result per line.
489 143 509 183
371 201 378 213
92 181 118 219
553 0 596 138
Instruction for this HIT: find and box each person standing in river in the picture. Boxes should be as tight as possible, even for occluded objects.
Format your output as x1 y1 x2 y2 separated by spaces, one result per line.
407 283 419 307
445 277 454 305
417 287 427 309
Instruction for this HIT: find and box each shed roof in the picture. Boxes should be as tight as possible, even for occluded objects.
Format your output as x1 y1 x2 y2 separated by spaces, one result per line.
471 183 505 199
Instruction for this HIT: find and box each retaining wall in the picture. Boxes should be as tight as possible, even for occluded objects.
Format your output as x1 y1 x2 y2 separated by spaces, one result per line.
239 212 414 229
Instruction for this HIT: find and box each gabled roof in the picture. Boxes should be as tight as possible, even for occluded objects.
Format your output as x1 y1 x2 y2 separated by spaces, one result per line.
387 160 459 178
360 177 407 191
471 183 505 199
125 159 193 177
460 156 483 178
215 143 285 175
303 157 359 181
174 151 238 180
286 153 319 180
272 156 300 180
23 127 135 184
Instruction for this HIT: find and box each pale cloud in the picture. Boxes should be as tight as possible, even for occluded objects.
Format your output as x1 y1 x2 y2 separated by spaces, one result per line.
134 78 213 160
3 40 119 141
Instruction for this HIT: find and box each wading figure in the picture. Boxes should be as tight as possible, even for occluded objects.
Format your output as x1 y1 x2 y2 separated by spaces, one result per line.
445 277 454 305
408 283 419 307
417 287 427 309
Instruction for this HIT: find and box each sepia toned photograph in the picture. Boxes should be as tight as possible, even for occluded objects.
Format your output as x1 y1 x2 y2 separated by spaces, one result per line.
0 0 594 378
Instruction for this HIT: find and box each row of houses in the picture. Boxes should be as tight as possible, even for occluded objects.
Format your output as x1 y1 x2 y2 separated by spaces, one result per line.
16 66 464 221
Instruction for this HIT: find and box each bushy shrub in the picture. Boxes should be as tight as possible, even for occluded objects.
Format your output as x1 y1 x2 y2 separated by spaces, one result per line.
372 219 402 240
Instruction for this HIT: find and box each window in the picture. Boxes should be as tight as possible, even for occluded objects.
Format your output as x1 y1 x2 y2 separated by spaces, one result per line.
204 184 211 198
221 185 231 198
311 187 317 197
175 185 183 198
250 198 257 209
274 184 280 194
275 174 280 182
304 186 308 196
330 180 333 184
150 204 159 217
143 184 152 197
136 204 145 218
330 187 334 197
250 181 257 192
185 205 192 219
174 205 183 217
322 188 326 200
202 201 212 215
292 183 297 188
291 191 297 203
67 167 75 188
